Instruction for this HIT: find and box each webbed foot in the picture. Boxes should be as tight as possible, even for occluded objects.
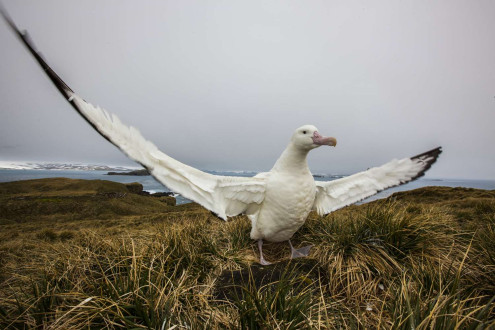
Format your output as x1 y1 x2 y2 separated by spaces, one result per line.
259 256 272 266
288 240 312 259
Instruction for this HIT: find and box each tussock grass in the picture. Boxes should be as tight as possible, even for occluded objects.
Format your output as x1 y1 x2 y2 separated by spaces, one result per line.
0 179 494 328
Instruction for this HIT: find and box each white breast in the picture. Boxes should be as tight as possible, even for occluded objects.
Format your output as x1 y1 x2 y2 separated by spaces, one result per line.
249 170 316 242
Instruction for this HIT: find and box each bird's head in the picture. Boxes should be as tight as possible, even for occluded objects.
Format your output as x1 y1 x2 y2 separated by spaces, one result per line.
291 125 337 150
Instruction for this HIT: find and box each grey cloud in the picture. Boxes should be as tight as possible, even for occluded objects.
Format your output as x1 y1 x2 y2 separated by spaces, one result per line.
0 0 494 179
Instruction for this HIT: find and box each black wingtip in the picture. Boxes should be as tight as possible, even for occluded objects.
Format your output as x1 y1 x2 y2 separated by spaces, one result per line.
410 146 442 181
1 6 122 151
411 146 442 160
0 2 17 31
1 4 73 98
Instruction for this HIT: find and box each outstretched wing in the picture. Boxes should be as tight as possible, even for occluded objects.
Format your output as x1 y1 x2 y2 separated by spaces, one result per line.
1 8 265 220
313 147 442 215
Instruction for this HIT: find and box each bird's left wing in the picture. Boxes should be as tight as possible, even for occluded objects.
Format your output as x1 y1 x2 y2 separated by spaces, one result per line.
1 8 265 220
70 94 266 220
313 147 442 215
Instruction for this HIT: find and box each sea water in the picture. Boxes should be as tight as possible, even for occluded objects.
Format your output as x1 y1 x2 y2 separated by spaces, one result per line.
0 169 493 205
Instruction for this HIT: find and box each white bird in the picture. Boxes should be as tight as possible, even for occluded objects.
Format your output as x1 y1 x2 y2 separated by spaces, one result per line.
1 10 441 265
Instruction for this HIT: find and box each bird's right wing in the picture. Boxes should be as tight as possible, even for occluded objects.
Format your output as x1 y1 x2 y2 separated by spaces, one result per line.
1 7 266 220
313 147 442 215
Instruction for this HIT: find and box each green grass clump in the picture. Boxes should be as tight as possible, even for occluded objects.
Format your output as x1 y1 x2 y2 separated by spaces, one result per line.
35 228 58 241
0 179 494 328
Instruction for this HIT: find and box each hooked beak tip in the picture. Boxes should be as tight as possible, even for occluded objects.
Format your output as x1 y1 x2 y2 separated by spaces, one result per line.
312 132 337 147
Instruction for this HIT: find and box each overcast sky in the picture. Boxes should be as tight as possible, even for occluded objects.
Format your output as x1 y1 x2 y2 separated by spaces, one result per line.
1 0 494 179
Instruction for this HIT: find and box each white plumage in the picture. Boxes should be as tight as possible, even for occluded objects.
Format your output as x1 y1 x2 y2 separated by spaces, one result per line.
2 11 442 264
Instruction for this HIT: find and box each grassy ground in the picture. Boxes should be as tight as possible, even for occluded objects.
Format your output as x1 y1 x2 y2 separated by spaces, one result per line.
0 178 494 328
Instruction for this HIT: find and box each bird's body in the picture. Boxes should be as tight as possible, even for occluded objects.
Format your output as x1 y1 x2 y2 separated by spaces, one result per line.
1 9 443 264
250 144 316 242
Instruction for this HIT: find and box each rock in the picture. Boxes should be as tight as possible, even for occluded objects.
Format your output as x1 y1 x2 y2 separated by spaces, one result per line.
150 192 174 197
158 196 175 206
125 182 144 194
136 190 175 205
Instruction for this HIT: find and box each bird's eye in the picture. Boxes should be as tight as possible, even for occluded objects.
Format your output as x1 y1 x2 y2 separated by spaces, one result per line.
302 131 307 134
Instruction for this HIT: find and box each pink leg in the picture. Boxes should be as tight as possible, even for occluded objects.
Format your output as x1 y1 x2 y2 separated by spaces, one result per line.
258 239 271 265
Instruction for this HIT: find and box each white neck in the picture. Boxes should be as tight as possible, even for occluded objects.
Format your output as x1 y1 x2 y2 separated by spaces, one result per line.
271 142 311 174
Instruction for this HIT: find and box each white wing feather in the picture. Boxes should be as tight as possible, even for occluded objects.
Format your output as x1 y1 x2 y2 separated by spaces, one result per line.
71 94 265 220
313 150 441 216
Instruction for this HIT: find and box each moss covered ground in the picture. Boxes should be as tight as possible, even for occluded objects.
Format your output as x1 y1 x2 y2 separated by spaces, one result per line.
0 178 494 328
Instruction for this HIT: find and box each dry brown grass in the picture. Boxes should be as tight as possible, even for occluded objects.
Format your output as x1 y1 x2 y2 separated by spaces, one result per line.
0 179 494 328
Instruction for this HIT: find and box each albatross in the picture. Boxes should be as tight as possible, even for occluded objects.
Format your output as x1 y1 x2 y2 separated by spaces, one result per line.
1 10 442 265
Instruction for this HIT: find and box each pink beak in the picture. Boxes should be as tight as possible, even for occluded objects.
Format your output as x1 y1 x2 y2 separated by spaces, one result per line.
312 131 337 147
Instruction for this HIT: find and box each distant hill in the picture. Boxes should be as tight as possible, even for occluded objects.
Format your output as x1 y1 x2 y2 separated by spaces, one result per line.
0 177 177 223
106 169 150 176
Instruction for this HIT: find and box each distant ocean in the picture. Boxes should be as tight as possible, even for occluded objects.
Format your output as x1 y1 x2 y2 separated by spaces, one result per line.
0 169 494 205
